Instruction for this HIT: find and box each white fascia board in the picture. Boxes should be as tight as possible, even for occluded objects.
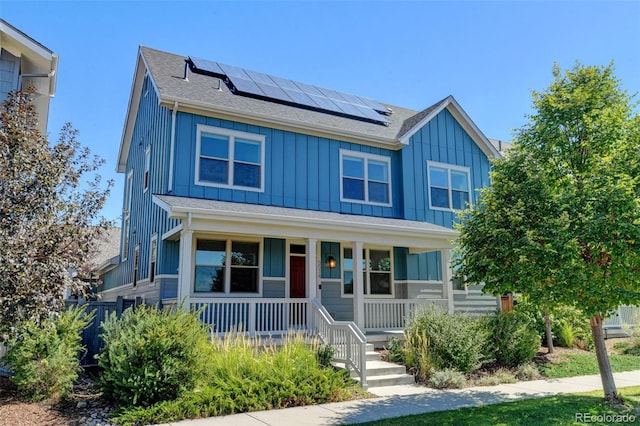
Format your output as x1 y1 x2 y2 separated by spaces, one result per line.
399 96 501 159
159 95 405 150
0 20 54 61
117 50 147 173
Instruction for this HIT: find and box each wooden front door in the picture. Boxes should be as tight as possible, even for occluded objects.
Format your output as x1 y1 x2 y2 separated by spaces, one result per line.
290 256 306 298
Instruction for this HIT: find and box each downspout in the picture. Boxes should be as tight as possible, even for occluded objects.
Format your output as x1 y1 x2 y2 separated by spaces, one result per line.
168 101 178 192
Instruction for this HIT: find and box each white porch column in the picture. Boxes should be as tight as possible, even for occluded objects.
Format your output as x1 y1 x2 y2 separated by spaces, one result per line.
177 229 194 310
306 238 318 301
441 249 454 314
352 241 365 329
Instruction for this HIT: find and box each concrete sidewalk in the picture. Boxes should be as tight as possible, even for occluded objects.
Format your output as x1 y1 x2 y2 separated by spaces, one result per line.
156 370 640 425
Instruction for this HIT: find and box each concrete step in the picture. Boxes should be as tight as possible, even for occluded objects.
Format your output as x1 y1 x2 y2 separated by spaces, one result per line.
366 351 381 361
355 360 408 378
359 373 415 387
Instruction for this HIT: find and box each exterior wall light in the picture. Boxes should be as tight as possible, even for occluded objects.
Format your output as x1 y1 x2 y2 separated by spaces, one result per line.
326 255 336 269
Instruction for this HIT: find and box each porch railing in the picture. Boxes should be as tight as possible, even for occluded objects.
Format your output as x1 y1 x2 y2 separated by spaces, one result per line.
364 298 449 331
604 305 639 329
190 298 310 337
311 299 367 388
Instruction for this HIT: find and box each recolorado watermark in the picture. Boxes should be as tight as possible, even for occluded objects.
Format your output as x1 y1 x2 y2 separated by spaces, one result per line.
575 413 636 423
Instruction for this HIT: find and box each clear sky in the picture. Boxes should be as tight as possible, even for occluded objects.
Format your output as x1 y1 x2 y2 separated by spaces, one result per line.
2 1 639 223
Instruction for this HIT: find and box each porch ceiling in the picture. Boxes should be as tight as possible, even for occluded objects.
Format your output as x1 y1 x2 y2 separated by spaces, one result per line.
153 195 458 251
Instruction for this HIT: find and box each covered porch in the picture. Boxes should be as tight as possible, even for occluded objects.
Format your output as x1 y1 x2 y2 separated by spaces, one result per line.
154 195 459 338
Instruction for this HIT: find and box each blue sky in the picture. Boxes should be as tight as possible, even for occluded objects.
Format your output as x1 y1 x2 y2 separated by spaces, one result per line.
2 1 639 222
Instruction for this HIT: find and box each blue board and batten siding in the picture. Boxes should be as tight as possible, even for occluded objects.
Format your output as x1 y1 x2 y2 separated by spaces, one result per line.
101 75 180 295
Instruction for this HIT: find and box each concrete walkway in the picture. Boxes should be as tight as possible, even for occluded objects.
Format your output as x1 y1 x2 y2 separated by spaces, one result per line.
156 370 640 425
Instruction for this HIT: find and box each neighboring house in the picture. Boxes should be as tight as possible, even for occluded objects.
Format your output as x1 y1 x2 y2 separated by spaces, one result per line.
98 46 503 342
0 19 58 134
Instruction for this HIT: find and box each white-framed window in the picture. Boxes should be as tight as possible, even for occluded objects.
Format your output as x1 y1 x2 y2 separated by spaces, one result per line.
133 245 140 287
427 161 471 211
121 170 134 261
340 150 391 206
194 238 261 294
342 247 393 296
195 124 265 191
149 234 157 284
144 145 151 192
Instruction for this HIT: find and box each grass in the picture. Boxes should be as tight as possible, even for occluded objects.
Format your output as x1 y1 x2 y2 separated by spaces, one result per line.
356 386 640 425
540 354 640 379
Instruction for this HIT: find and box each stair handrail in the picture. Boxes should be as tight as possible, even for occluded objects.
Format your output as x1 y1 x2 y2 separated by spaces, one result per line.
311 298 367 388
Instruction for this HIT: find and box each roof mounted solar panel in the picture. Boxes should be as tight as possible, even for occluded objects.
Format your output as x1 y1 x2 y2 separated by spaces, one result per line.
188 55 391 125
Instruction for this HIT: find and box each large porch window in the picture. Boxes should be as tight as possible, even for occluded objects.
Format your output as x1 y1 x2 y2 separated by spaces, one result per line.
195 239 260 294
343 247 392 296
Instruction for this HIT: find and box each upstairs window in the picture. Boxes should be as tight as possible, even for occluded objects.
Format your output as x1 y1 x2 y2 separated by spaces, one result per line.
340 150 391 206
196 125 265 191
121 170 134 261
144 145 151 192
427 161 471 211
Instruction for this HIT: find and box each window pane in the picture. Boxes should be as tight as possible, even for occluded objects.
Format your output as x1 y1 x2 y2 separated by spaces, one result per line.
343 178 364 200
344 271 353 294
452 190 470 210
196 240 226 265
430 187 449 208
230 268 258 292
343 157 364 178
370 272 391 295
429 167 448 188
200 158 228 183
451 171 469 190
235 139 261 164
201 134 229 158
370 250 391 271
368 160 388 182
233 163 260 188
195 266 224 292
368 181 389 204
231 242 259 266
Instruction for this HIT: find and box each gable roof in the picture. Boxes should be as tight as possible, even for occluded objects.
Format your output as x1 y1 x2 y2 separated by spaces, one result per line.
118 46 500 172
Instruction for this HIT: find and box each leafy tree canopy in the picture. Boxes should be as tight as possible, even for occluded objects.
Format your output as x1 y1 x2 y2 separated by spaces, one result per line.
454 62 640 316
0 90 112 342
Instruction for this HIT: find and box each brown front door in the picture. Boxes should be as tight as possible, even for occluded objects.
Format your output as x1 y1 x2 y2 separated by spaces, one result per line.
290 256 306 298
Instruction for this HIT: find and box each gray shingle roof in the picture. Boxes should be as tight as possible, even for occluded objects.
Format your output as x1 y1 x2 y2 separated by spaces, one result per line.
140 46 431 144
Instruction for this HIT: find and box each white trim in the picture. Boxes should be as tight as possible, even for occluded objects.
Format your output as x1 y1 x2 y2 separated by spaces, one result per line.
121 170 134 262
339 149 392 207
427 160 472 212
195 124 265 192
149 234 158 286
399 96 501 159
143 145 151 193
162 224 183 241
168 101 178 192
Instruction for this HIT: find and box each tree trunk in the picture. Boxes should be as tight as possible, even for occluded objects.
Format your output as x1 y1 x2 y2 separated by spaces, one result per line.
544 311 554 354
590 314 622 402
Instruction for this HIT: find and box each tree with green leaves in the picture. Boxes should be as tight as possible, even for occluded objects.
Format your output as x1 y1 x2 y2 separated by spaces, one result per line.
0 89 112 342
454 63 640 402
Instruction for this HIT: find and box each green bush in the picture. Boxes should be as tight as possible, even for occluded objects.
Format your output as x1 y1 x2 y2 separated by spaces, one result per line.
384 337 406 364
485 310 540 367
5 305 94 402
111 333 363 425
427 368 467 389
515 362 542 381
97 304 213 407
405 307 489 374
315 343 336 368
475 369 516 386
557 320 576 348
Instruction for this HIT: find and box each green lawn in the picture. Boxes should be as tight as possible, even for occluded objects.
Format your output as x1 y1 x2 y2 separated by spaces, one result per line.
540 354 640 379
356 386 640 426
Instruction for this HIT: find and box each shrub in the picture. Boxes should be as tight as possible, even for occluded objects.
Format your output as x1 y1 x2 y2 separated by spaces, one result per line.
427 368 467 389
97 304 213 407
314 343 336 368
5 305 94 402
405 307 489 374
516 362 542 381
485 310 540 367
384 337 406 364
111 333 363 425
475 369 516 386
557 320 576 348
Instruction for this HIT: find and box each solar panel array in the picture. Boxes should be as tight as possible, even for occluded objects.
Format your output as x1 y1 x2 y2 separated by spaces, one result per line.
189 56 391 126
